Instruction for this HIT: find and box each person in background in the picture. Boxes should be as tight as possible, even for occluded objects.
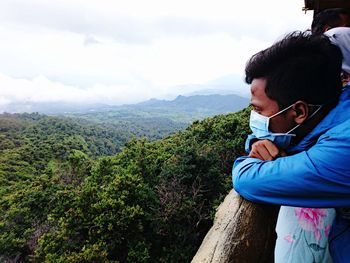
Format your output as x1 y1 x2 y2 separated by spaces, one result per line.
232 31 350 263
325 27 350 86
311 8 350 35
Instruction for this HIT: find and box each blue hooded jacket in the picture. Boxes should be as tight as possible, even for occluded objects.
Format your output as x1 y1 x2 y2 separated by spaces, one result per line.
232 87 350 262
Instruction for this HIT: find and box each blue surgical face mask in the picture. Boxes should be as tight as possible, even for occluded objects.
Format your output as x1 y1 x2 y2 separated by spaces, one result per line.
249 103 323 149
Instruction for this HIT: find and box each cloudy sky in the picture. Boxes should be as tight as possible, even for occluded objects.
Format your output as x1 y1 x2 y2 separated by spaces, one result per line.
0 0 313 110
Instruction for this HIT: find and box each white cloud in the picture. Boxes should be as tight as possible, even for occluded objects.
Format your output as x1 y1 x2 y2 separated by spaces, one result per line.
137 33 271 87
0 0 314 108
0 73 151 106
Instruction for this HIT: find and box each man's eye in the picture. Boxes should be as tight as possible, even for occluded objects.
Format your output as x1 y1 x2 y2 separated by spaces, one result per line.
253 107 261 113
250 104 262 113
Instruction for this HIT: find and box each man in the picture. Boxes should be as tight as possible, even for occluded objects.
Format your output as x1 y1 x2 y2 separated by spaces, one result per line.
232 31 350 262
311 8 350 35
273 27 350 263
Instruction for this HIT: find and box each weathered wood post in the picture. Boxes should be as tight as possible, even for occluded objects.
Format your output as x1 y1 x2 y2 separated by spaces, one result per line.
192 189 279 263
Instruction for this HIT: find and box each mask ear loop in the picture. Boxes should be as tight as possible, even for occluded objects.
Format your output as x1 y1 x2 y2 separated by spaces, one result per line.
266 104 294 132
269 104 294 119
286 104 323 134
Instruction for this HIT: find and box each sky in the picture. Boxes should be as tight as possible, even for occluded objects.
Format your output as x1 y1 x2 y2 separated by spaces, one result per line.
0 0 314 110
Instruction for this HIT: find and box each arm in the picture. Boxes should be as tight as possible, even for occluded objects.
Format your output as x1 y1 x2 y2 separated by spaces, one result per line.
233 129 350 208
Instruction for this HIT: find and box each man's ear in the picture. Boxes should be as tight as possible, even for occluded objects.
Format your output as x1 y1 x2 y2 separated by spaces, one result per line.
292 101 309 124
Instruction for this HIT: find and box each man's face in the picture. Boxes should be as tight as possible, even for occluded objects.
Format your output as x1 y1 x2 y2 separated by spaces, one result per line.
250 78 296 133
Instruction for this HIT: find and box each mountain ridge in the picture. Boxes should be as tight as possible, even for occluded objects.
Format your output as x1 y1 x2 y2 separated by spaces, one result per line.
1 93 249 116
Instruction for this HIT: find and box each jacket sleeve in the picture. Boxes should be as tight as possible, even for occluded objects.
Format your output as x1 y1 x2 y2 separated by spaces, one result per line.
232 128 350 208
244 134 257 153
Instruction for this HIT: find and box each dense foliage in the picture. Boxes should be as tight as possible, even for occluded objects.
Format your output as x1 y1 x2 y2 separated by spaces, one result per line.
0 108 250 262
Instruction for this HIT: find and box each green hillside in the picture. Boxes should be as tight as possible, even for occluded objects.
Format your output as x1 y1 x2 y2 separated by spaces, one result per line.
65 94 249 124
0 108 250 262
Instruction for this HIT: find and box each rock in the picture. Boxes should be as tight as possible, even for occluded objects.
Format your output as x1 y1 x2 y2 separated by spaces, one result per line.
192 189 279 263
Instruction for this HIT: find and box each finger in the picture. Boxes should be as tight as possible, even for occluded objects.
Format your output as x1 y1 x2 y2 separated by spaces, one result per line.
251 142 274 161
257 145 274 160
248 149 264 160
262 140 280 158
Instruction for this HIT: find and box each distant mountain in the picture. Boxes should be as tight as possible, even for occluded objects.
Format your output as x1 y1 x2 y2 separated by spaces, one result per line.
62 94 249 126
133 94 249 115
1 94 249 121
167 74 250 99
1 101 114 115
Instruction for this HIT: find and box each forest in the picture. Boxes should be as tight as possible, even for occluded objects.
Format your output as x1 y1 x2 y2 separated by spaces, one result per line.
0 107 250 262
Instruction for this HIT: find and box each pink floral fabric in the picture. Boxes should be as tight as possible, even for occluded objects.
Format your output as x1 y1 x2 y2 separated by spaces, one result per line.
294 208 329 242
275 206 335 263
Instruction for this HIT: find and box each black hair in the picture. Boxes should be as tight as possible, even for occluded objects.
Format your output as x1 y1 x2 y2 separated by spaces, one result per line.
245 31 343 109
311 8 349 35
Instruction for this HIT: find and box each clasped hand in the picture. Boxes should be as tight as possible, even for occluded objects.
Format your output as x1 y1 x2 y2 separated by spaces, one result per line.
248 140 286 161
